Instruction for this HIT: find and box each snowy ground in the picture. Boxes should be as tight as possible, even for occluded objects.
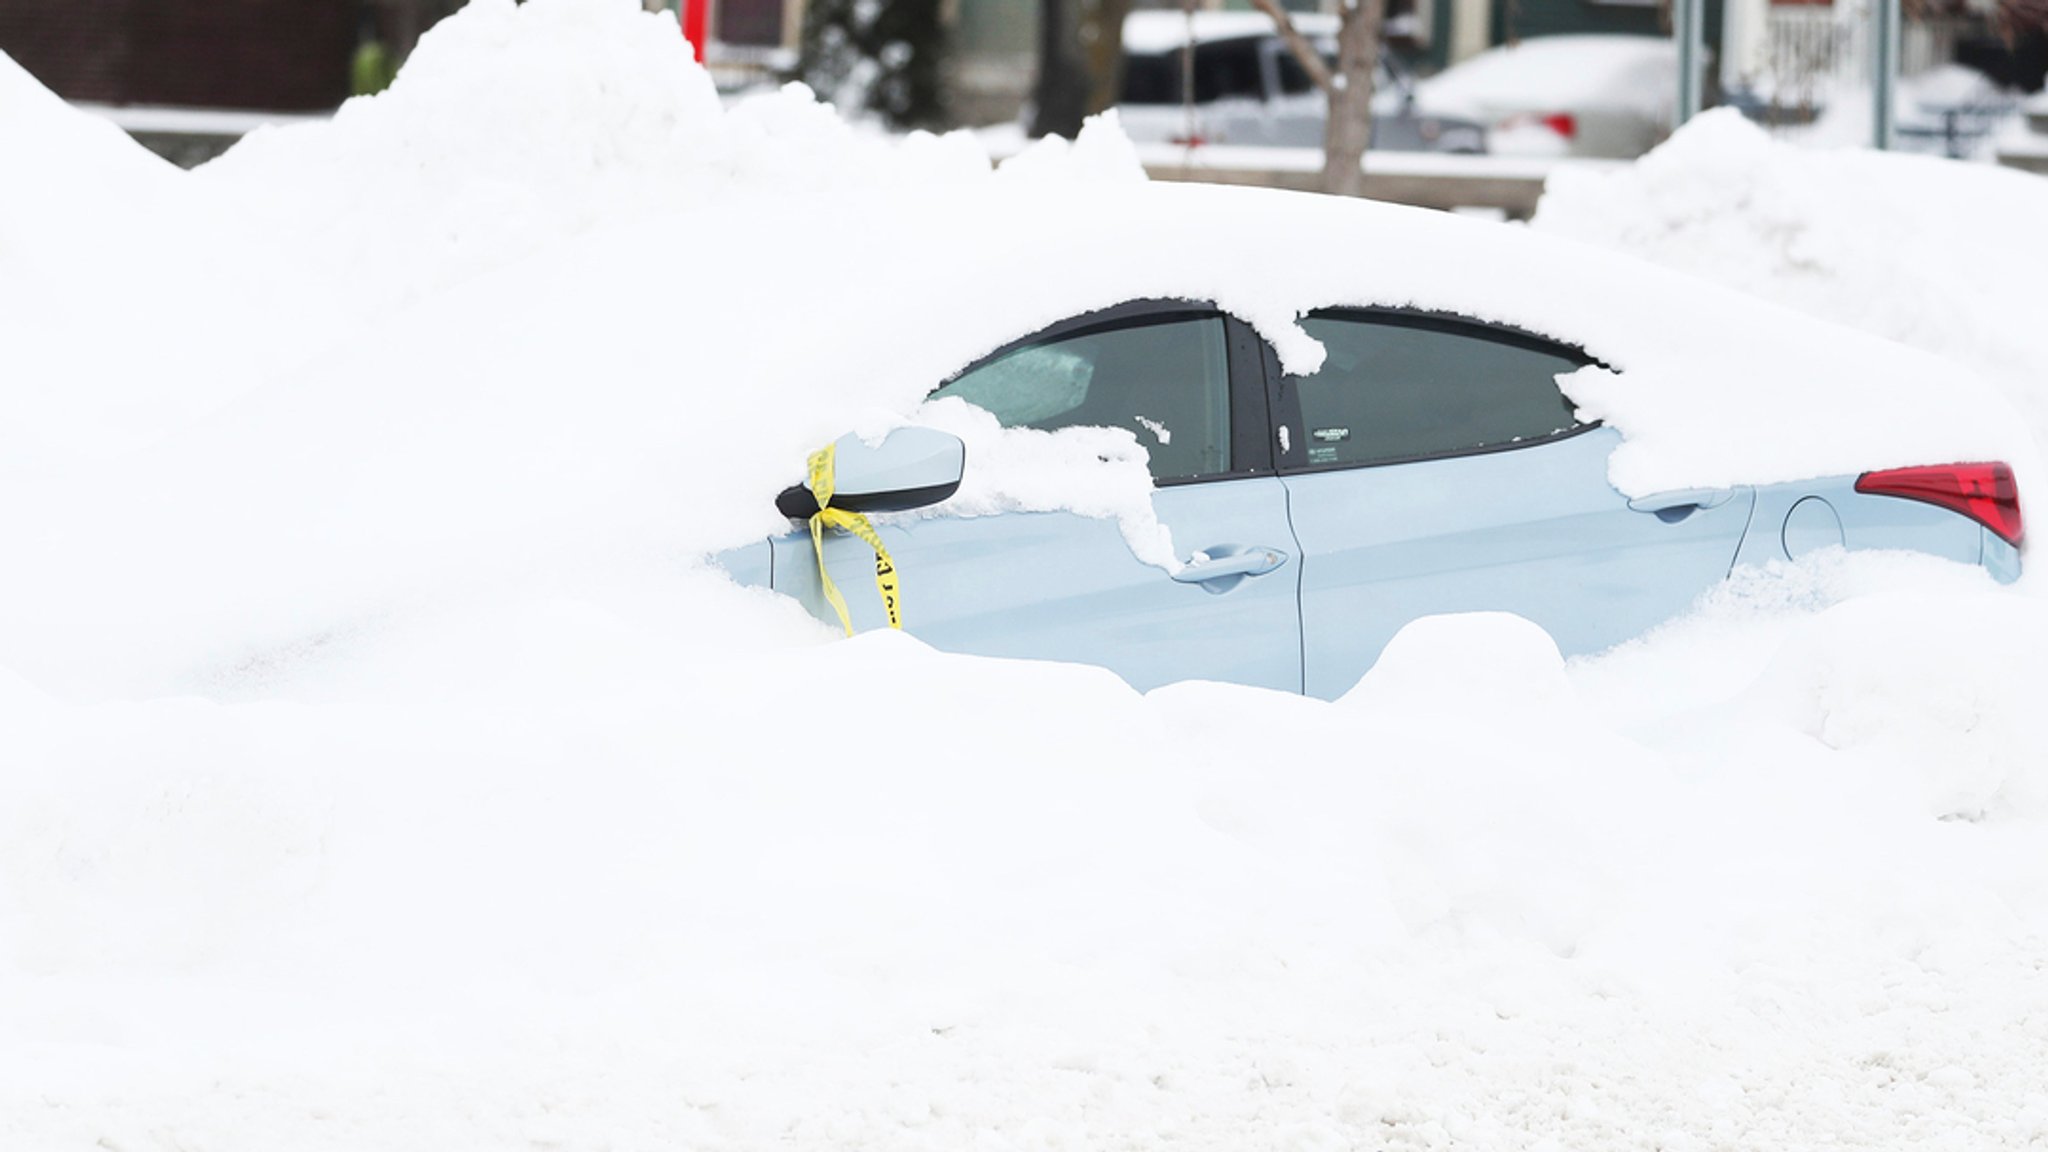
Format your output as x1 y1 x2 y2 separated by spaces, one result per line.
5 2 2048 1148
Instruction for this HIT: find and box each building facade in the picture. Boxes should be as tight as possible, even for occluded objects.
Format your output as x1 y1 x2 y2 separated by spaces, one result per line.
0 0 357 110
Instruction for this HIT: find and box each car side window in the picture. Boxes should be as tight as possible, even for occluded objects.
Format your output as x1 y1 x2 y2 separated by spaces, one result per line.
1291 313 1589 469
1121 53 1177 105
1193 39 1265 102
930 315 1233 481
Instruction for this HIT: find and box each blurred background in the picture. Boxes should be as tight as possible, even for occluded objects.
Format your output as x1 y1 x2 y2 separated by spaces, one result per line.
2 0 2044 176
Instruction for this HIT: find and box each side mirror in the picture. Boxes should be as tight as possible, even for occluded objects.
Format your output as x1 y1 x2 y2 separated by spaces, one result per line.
776 427 966 519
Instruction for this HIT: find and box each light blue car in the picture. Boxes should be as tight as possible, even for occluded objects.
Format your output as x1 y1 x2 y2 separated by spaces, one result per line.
718 299 2023 699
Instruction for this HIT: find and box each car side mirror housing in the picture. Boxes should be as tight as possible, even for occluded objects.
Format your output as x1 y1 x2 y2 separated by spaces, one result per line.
775 427 966 519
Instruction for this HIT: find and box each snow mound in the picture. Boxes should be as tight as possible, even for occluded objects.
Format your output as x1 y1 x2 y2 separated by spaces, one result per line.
995 108 1149 183
0 49 175 213
1344 611 1576 716
1750 587 2048 820
1534 109 2048 451
6 6 2048 1148
195 0 994 321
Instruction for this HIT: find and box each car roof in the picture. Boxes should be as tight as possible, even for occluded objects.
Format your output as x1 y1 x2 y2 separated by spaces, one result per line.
1122 10 1340 55
841 177 2028 500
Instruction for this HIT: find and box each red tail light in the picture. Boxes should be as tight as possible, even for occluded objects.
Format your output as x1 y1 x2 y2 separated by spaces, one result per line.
1497 112 1578 140
1855 462 2024 546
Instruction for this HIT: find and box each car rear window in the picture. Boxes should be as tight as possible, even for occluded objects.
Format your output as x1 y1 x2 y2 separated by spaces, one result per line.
1120 39 1268 105
1291 313 1588 469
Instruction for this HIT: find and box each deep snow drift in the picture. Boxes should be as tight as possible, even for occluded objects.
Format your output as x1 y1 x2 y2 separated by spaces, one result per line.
1536 108 2048 445
4 2 2048 1148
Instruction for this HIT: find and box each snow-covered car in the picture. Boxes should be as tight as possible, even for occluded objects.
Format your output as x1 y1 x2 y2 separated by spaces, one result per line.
1412 34 1687 158
713 182 2024 699
1115 11 1487 152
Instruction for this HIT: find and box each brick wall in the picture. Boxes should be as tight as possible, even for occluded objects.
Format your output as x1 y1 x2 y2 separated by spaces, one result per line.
0 0 357 110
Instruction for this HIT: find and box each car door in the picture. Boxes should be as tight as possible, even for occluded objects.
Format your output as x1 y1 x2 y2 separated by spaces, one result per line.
772 302 1304 694
1269 309 1755 700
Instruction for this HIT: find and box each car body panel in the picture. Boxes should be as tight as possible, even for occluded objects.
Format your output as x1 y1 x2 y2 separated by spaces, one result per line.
1735 477 1990 569
768 477 1305 694
1281 426 1755 697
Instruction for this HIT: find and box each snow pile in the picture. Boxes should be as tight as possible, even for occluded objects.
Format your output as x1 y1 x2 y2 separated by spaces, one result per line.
0 51 176 221
5 1 2048 1148
0 53 240 463
1535 108 2048 444
0 0 1170 696
1749 584 2048 820
194 0 1007 319
9 553 2048 1150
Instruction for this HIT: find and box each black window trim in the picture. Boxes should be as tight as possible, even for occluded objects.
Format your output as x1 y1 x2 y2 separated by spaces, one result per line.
933 298 1276 488
1261 306 1606 476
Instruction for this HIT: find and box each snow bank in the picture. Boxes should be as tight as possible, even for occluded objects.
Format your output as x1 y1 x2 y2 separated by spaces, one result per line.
0 52 173 208
5 2 2048 1148
1535 108 2048 452
14 551 2048 1150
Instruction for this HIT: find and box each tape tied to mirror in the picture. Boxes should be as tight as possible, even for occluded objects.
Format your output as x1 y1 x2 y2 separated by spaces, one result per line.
808 442 903 637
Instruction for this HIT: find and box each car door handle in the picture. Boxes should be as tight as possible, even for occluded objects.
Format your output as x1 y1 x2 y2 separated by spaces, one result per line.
1172 545 1289 588
1628 488 1735 515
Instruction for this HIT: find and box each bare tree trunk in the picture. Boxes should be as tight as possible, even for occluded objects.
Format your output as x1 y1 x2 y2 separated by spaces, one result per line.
393 0 423 57
1035 0 1135 138
1248 0 1383 197
1083 0 1135 118
1248 0 1334 90
2000 0 2048 38
1032 0 1090 137
1322 2 1382 197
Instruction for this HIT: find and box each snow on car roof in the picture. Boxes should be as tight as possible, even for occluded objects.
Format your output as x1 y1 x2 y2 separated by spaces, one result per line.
1121 10 1339 55
858 174 2032 503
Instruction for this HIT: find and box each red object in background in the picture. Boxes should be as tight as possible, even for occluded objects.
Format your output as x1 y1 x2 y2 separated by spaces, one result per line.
1496 111 1578 141
682 0 708 63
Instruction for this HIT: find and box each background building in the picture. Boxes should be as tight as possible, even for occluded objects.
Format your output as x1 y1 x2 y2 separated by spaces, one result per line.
0 0 357 111
0 0 2028 136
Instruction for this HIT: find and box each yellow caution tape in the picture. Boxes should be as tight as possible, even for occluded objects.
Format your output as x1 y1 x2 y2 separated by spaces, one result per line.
807 443 901 637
